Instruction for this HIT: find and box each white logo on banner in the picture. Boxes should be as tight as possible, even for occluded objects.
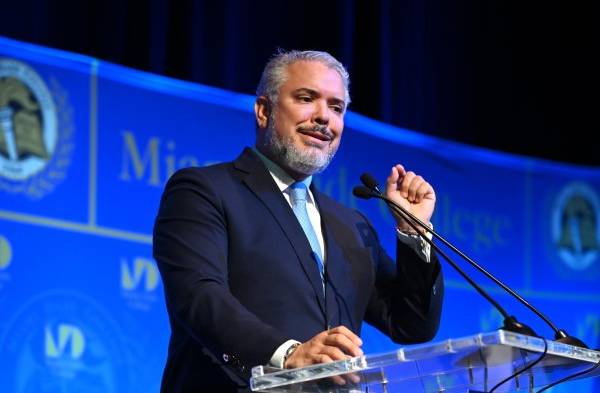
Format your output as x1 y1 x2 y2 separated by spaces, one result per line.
120 257 160 311
552 182 600 271
45 323 85 359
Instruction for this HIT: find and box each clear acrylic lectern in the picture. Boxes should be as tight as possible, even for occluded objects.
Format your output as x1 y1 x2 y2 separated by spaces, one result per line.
250 330 600 392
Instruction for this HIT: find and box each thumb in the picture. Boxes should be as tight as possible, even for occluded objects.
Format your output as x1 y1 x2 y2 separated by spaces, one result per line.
385 167 399 195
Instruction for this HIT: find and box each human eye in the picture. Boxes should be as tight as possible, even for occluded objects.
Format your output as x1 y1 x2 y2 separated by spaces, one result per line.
330 104 344 113
297 94 312 103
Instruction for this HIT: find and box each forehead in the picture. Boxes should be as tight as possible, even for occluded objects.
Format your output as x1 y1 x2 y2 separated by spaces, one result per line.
280 61 345 99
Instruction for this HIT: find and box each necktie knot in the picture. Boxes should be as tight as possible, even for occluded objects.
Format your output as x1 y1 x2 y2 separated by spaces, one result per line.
288 182 308 204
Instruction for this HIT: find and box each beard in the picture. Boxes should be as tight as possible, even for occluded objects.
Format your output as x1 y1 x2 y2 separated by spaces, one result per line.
260 115 339 176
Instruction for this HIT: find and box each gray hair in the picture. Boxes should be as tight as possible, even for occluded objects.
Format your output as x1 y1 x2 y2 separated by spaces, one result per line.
256 50 351 107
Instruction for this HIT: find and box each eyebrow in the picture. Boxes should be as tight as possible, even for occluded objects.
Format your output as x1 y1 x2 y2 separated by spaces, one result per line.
292 88 346 107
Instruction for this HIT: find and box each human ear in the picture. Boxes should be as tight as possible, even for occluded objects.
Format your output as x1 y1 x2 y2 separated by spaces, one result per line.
254 96 270 129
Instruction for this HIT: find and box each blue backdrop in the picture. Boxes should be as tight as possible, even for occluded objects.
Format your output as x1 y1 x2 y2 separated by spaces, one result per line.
1 36 598 392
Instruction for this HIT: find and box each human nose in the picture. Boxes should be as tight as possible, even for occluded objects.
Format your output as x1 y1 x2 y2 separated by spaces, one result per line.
312 100 329 125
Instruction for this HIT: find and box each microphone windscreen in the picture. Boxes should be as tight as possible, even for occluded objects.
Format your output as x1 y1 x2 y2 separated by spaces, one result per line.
360 173 379 190
352 186 373 200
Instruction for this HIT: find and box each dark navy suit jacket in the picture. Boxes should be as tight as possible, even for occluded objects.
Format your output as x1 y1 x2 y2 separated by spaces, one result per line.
153 148 443 392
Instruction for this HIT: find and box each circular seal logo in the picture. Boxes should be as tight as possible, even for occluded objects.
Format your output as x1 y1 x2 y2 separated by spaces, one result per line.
0 234 12 270
0 290 135 393
0 58 73 199
551 182 600 271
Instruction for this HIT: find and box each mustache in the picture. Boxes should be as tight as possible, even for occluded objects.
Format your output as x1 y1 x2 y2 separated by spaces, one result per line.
296 124 334 139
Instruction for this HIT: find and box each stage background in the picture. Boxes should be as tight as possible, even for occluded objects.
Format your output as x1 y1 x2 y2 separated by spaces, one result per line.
1 36 599 392
2 0 597 168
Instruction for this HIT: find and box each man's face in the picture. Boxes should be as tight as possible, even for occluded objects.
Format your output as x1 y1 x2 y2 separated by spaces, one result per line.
255 60 346 178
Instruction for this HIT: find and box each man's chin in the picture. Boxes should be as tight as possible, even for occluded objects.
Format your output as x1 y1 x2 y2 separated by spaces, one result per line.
290 155 332 176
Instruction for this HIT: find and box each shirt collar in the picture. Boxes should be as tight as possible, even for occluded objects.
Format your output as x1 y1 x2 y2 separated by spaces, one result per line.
253 148 314 200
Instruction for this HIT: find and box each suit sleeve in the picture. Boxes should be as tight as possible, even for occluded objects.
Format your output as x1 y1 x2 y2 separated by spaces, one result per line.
153 169 288 368
362 214 444 343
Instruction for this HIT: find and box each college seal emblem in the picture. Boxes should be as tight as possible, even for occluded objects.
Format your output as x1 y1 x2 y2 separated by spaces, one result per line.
0 58 73 199
552 181 600 271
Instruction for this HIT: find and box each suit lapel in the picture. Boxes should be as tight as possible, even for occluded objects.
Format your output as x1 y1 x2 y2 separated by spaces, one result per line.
234 148 326 315
312 187 355 329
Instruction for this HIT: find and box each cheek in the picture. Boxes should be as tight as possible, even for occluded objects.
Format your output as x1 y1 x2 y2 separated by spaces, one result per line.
282 103 310 119
273 112 292 132
277 107 306 127
332 118 344 135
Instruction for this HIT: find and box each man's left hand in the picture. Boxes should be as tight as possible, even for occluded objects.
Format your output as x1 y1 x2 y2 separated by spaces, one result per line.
384 164 436 232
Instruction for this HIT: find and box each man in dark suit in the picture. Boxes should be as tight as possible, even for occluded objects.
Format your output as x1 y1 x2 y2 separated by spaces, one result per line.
153 50 444 392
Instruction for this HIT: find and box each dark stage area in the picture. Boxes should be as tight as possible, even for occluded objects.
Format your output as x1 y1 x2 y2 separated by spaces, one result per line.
1 0 597 166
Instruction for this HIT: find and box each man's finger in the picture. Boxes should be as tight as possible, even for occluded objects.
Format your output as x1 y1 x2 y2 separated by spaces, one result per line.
323 333 363 356
318 345 348 361
406 175 424 202
328 326 363 346
415 181 433 202
343 371 361 385
313 354 346 386
400 171 416 197
394 164 406 176
385 167 399 194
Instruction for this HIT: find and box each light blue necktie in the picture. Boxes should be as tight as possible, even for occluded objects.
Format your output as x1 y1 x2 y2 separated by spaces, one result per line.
288 182 324 281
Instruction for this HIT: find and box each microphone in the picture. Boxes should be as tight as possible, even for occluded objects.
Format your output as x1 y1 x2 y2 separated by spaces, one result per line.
355 173 589 348
352 186 373 200
360 173 382 194
353 185 535 336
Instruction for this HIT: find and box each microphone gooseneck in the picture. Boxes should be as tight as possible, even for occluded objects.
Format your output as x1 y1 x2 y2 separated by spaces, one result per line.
355 173 589 348
352 185 534 336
